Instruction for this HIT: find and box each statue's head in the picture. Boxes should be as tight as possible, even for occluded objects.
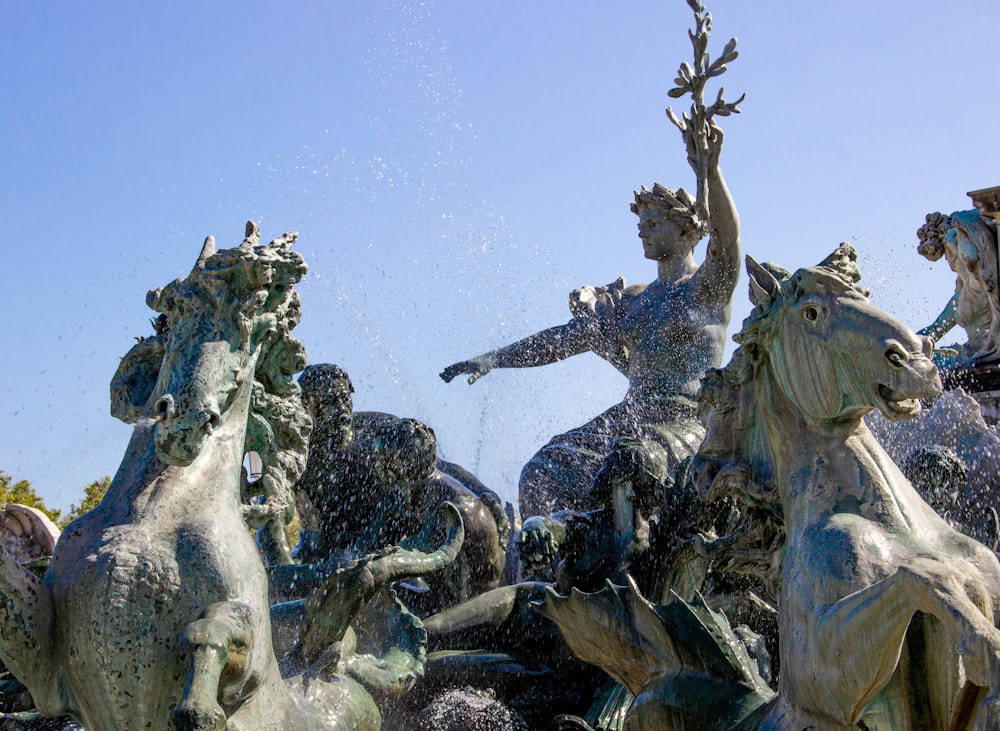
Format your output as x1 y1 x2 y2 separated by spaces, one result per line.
591 437 670 516
631 184 708 251
916 212 952 263
299 364 353 414
370 418 438 487
918 210 996 264
145 226 308 467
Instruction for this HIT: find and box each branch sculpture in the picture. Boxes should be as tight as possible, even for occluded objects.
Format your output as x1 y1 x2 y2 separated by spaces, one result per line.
666 0 745 219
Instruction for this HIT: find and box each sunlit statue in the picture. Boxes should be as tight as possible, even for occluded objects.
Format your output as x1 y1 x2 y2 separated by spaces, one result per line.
917 208 1000 364
541 244 1000 730
441 0 744 520
442 126 740 517
0 224 466 731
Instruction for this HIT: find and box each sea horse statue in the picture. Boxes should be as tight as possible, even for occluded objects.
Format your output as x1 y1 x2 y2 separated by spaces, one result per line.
541 245 1000 730
0 223 461 730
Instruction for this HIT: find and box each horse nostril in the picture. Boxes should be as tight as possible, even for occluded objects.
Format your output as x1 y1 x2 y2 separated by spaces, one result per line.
196 409 220 434
154 395 175 421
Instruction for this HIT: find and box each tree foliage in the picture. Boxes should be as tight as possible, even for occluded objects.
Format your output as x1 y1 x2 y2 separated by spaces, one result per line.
0 470 61 525
63 476 112 527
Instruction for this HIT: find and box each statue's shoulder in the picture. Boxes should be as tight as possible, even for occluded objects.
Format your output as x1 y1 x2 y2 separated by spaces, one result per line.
569 276 637 320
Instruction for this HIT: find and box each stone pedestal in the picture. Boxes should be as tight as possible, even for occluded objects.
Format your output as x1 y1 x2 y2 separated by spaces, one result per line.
969 185 1000 220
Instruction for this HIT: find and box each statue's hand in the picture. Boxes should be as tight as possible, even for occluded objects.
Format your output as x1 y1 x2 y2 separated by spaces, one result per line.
704 119 724 169
687 119 725 173
440 357 492 385
520 517 558 572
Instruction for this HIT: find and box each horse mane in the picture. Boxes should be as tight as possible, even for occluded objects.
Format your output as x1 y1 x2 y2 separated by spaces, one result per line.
242 279 311 528
691 244 868 593
112 225 311 527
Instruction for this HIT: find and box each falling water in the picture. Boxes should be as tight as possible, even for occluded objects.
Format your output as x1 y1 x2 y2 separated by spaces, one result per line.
247 2 624 507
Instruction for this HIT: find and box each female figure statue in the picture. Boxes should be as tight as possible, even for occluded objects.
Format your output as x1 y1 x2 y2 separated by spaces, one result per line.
917 209 1000 364
441 123 740 517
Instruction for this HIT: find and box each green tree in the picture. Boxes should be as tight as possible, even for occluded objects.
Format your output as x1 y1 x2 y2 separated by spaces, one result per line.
0 470 61 525
62 476 111 527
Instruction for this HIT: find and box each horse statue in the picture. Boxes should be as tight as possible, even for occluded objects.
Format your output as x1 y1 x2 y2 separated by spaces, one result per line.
540 244 1000 730
0 223 462 730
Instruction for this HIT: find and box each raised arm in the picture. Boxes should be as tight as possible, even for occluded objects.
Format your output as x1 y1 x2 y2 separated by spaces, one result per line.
440 319 592 385
693 122 741 310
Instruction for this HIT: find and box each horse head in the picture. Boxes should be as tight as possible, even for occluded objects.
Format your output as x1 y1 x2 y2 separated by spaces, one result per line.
741 243 941 426
144 222 308 466
693 244 944 577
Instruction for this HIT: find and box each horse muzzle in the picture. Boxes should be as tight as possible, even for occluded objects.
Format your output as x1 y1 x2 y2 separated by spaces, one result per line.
873 342 942 421
153 397 221 466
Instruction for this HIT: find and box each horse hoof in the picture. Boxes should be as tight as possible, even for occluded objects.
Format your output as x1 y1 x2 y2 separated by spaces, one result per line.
169 702 228 731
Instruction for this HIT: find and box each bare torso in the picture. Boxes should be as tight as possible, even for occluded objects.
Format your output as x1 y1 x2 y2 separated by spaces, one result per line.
618 277 730 400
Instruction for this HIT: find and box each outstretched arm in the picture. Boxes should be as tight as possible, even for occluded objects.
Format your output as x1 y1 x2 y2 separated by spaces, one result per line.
693 122 741 310
440 319 592 385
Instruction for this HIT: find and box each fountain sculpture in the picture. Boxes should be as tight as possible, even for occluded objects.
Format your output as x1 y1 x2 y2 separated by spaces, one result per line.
542 244 1000 729
0 225 470 730
283 362 508 614
440 1 743 520
3 2 1000 731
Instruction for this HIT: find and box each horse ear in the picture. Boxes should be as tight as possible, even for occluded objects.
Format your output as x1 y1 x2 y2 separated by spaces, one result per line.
194 235 216 271
746 255 781 307
242 221 261 250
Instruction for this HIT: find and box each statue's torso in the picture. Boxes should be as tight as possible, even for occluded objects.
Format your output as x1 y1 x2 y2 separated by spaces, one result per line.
616 278 728 399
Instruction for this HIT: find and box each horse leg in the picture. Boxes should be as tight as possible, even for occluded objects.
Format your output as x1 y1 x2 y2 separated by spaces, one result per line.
893 561 1000 731
793 559 1000 728
0 548 58 712
169 601 259 731
864 559 1000 731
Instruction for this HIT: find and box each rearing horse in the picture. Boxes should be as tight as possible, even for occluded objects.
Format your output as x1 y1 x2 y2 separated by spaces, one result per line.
542 244 1000 730
0 225 459 730
695 243 1000 730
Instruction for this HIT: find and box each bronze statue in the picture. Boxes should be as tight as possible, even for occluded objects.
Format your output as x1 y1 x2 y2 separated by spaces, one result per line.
422 438 675 660
291 364 508 614
441 2 744 518
0 224 466 730
543 245 1000 729
442 131 739 517
917 208 1000 364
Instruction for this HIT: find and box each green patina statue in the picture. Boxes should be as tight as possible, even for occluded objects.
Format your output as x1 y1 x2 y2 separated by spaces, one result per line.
440 0 743 520
541 245 1000 730
0 224 464 731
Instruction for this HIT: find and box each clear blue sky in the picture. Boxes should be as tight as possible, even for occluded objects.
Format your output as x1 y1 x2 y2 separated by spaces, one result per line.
1 1 997 512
